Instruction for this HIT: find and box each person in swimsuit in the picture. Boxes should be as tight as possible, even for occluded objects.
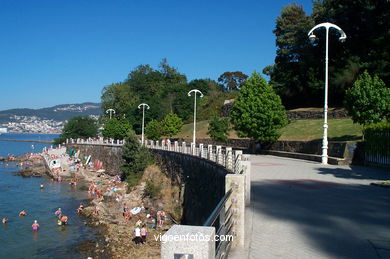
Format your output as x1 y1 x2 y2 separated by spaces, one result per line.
19 210 27 216
55 208 62 218
2 217 8 224
32 220 39 231
76 203 84 213
60 215 68 225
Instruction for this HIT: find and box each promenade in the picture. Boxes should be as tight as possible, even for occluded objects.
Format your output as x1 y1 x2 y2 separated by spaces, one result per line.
230 155 390 259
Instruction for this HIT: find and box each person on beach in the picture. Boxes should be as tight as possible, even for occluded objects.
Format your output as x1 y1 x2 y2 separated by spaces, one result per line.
135 218 142 227
55 208 62 218
19 210 27 216
32 220 39 231
124 210 132 224
122 203 129 217
158 211 166 228
140 224 147 244
76 203 84 213
93 205 99 215
2 217 8 224
134 227 142 245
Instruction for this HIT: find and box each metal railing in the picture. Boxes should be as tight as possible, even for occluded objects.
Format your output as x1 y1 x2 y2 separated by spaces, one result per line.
204 189 234 259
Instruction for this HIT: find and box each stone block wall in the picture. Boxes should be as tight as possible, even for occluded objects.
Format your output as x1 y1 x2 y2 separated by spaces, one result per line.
66 144 124 176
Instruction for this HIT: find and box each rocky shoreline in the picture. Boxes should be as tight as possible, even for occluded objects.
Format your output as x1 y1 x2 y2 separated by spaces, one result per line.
8 152 180 259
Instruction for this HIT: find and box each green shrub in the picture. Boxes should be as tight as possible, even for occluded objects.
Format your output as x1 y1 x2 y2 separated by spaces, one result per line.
144 181 162 198
121 130 153 189
363 122 390 156
207 116 231 142
145 119 163 140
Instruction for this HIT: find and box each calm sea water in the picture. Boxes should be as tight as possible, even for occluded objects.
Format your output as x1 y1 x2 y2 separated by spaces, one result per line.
0 133 97 259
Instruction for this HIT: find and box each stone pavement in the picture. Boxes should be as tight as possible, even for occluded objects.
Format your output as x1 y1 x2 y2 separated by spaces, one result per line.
229 155 390 259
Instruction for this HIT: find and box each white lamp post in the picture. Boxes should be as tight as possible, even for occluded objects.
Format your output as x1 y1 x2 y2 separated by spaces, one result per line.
308 22 346 165
138 103 150 146
188 89 204 150
106 108 116 119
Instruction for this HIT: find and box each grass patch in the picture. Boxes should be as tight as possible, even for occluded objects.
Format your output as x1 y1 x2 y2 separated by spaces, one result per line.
280 118 363 141
175 118 362 141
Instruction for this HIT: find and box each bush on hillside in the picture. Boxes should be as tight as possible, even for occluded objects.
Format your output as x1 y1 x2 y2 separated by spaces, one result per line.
121 130 153 188
207 116 231 142
230 72 287 141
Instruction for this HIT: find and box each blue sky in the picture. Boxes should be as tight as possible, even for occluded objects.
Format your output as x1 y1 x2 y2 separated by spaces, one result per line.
0 0 313 110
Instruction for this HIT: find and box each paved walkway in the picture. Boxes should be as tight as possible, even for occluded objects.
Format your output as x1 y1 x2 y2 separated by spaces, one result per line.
230 155 390 259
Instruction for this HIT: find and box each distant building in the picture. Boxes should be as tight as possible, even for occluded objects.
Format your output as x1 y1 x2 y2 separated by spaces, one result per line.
0 127 8 134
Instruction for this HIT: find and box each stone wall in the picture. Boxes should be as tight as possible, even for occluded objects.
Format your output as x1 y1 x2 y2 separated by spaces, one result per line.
220 102 350 120
152 150 228 225
66 144 124 176
287 108 350 120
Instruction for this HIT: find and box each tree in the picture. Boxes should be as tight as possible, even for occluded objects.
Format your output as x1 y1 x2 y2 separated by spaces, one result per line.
161 112 183 137
230 72 287 141
264 4 319 108
266 1 390 108
102 118 132 139
207 116 231 142
145 119 163 141
55 116 98 144
121 130 153 188
218 71 248 91
344 71 390 125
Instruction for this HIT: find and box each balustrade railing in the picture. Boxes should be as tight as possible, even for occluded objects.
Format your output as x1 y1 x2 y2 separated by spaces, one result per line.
204 189 234 259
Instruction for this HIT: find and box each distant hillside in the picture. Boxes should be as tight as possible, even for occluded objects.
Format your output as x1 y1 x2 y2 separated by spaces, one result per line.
0 102 102 123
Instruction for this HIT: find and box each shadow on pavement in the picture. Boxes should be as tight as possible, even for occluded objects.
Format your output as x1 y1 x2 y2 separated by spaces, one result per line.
251 180 390 258
317 165 390 180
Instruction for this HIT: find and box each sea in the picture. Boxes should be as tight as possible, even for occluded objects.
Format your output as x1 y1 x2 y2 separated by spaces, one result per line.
0 133 98 259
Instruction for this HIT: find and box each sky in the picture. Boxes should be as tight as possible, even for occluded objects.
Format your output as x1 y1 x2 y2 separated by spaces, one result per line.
0 0 313 110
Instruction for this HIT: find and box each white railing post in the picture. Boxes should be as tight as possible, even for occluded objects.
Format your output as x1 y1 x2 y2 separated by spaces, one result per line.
233 150 243 174
174 141 178 152
226 147 233 171
207 145 213 161
182 142 186 154
216 145 222 164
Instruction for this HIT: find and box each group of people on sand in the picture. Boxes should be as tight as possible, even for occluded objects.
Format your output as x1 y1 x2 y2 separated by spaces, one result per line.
121 203 167 246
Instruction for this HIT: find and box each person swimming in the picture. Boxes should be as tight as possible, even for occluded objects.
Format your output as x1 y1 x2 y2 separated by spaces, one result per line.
32 220 39 231
19 210 27 216
60 215 68 225
40 184 44 189
54 208 62 218
2 217 8 224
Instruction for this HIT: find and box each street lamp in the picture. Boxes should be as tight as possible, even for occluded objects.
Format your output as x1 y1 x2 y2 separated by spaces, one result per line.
308 22 346 165
106 108 116 119
188 89 204 150
138 103 150 146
